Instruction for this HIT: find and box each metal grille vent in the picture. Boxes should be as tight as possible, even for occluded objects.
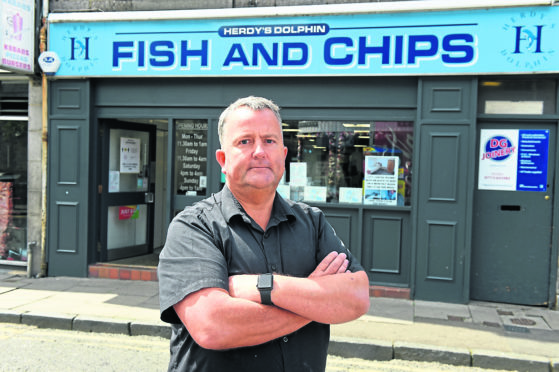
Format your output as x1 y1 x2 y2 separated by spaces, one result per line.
0 96 28 117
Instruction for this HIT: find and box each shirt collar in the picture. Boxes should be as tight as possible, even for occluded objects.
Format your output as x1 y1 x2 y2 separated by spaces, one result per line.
220 185 296 227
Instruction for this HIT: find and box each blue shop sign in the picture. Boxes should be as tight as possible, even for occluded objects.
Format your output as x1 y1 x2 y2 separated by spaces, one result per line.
48 6 559 77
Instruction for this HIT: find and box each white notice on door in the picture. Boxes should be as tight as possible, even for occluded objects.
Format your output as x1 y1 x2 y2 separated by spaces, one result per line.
120 137 141 173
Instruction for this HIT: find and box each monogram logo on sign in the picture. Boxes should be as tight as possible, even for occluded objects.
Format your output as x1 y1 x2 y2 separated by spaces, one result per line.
501 10 555 70
61 25 98 72
70 37 90 61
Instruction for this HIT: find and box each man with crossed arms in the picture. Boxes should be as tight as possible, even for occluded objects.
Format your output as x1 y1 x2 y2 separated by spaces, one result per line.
158 96 370 372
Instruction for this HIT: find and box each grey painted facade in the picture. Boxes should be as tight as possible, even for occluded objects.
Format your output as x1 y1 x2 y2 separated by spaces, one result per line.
11 0 558 308
44 74 559 307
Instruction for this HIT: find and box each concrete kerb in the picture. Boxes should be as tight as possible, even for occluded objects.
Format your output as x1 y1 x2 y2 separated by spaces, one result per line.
471 350 553 372
21 312 74 330
2 309 558 370
73 315 130 335
130 321 172 338
394 341 471 366
330 335 558 372
0 309 21 324
0 309 171 338
329 337 393 361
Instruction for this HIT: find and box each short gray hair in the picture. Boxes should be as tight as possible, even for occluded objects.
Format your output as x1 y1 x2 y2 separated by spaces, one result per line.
218 96 282 146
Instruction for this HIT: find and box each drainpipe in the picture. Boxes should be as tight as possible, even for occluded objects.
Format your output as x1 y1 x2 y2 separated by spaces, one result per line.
39 17 48 278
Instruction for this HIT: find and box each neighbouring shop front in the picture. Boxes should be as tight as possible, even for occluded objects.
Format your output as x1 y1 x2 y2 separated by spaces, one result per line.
0 0 36 269
43 3 559 306
0 77 28 267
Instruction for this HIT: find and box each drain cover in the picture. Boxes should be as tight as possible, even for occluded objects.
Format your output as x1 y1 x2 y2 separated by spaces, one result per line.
510 317 537 326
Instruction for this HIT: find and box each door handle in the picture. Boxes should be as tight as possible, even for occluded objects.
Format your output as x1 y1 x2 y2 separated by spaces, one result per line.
145 192 154 203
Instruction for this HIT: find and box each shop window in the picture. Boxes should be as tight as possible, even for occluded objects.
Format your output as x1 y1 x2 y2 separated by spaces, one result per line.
174 119 208 197
0 120 27 263
478 79 556 115
281 120 413 206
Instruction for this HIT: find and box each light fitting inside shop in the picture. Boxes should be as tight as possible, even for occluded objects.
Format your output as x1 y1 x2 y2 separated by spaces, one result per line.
285 123 372 132
343 123 371 128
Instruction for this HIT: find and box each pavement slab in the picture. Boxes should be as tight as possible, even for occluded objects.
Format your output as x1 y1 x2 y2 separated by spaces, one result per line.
469 304 502 327
414 300 472 322
369 297 414 322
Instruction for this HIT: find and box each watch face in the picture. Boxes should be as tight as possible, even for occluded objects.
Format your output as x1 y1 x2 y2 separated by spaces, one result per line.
258 274 273 288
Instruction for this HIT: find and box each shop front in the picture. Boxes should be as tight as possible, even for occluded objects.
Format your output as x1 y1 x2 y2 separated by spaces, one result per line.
0 0 36 271
44 3 559 306
0 77 28 267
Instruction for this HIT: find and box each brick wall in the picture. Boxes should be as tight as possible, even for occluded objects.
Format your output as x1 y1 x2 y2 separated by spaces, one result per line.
49 0 399 13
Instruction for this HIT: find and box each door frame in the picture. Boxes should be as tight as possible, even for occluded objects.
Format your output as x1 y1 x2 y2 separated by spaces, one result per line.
97 119 156 262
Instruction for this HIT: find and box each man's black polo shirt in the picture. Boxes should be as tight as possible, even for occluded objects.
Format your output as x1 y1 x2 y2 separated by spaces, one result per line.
158 186 364 372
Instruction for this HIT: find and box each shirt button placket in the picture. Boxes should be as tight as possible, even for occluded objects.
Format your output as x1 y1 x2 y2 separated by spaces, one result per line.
263 229 280 273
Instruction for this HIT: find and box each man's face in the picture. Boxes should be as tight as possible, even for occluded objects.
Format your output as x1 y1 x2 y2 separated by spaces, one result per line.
216 106 287 193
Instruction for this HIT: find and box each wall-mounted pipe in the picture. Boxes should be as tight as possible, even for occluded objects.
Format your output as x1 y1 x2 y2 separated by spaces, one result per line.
26 241 36 278
39 17 48 278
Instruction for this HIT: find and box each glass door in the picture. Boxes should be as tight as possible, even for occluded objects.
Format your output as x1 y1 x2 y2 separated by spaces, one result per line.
99 120 156 261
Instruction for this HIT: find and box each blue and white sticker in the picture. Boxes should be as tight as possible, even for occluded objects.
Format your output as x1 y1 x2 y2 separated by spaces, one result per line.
479 129 549 191
516 129 549 191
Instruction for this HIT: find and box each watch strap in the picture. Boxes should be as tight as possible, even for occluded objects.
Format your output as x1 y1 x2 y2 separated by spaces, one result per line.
257 273 274 305
259 287 273 306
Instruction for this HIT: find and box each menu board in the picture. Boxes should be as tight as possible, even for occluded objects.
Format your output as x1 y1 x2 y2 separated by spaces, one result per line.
175 120 208 195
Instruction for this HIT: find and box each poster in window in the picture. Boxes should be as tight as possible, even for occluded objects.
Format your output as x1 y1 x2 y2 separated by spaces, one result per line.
290 162 307 186
304 186 327 202
364 156 399 205
339 187 363 204
109 171 120 193
276 184 290 200
120 137 141 173
478 129 549 191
